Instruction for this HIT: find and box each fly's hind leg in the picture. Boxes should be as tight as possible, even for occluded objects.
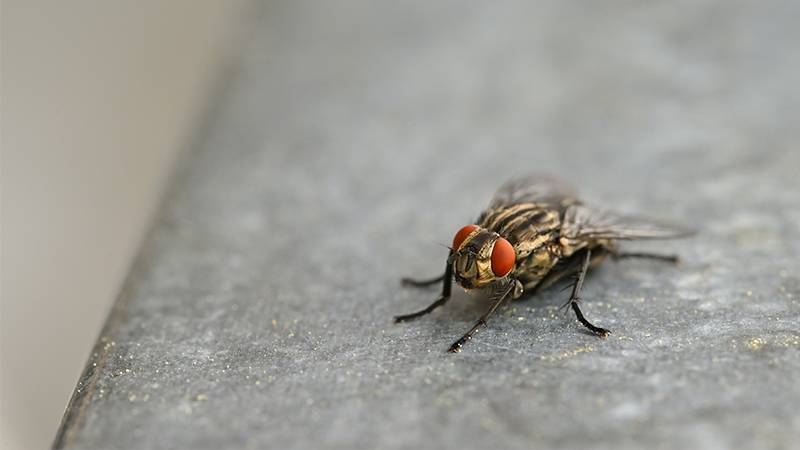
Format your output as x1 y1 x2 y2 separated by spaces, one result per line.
394 259 453 323
563 249 610 337
611 250 680 265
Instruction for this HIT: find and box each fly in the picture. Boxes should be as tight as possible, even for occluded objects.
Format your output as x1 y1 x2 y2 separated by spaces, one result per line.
394 174 694 353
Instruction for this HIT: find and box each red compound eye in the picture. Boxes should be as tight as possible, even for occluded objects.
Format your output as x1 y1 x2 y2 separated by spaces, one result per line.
491 237 515 277
452 225 480 250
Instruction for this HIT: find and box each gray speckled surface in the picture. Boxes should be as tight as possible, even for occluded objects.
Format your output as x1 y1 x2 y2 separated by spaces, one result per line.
56 1 800 449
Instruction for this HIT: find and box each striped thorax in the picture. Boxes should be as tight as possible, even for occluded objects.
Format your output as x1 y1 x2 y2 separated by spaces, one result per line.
453 202 565 292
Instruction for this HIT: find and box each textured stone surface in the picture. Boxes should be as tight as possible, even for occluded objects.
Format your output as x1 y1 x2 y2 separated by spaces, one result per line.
56 1 800 449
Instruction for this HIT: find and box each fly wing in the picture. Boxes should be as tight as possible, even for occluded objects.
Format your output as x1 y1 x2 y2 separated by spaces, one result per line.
487 174 578 209
561 204 695 241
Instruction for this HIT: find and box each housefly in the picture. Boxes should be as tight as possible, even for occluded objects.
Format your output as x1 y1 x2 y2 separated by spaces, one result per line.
395 175 694 352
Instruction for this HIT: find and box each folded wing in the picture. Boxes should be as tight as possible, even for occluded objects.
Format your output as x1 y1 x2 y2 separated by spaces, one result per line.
488 174 578 210
561 204 695 241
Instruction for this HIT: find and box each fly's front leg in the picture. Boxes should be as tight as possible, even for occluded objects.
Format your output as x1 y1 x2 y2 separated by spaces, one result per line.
394 258 452 323
401 273 445 287
564 249 610 337
448 279 519 353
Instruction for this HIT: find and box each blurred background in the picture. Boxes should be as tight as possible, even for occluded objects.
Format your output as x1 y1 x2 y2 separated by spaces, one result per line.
2 2 248 448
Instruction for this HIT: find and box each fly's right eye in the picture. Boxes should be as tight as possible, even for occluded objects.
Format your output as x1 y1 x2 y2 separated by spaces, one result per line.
452 225 480 250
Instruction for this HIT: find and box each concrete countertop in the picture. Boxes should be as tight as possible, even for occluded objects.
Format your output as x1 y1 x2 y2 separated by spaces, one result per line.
56 1 800 448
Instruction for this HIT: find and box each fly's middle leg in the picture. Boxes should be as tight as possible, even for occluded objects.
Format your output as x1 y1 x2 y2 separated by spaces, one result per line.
394 260 453 323
564 249 610 337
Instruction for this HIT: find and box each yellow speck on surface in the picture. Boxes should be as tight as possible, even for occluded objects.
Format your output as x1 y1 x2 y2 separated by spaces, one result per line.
743 334 800 350
196 394 208 401
540 345 594 362
517 316 526 321
746 338 765 350
271 319 277 327
128 393 136 402
782 335 800 347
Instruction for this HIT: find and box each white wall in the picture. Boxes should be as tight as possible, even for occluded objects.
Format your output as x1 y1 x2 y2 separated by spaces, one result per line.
1 2 248 448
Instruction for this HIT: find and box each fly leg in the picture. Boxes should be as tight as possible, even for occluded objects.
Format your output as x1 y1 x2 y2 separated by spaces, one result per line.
401 273 445 287
612 251 680 265
394 261 452 322
527 250 607 296
563 249 610 337
448 280 516 353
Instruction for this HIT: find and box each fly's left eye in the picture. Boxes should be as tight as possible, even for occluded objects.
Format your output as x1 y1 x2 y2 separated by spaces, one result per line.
491 238 515 277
